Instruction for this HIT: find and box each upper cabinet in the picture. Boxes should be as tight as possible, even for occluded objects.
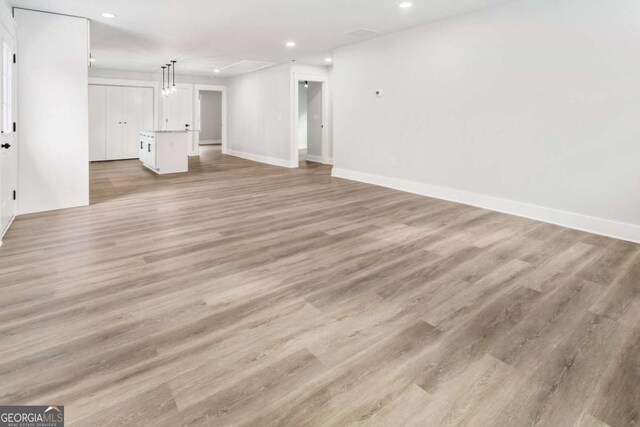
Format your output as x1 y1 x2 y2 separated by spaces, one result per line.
89 85 154 161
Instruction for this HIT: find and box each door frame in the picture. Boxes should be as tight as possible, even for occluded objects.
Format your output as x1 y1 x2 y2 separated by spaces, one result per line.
192 84 227 157
0 11 16 245
291 73 329 166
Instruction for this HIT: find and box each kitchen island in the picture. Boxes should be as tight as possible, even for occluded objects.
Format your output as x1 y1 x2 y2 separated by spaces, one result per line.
139 130 189 174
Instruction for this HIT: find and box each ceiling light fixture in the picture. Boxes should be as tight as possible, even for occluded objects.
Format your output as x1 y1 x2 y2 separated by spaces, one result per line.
286 41 296 47
304 81 309 88
398 2 413 8
101 12 116 18
213 69 221 73
171 60 177 93
161 65 167 96
165 63 172 96
325 57 333 63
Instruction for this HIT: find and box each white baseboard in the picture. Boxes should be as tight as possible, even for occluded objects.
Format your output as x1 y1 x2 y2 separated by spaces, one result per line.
331 167 640 244
0 214 16 247
225 148 297 168
305 154 323 163
200 139 221 145
327 157 334 165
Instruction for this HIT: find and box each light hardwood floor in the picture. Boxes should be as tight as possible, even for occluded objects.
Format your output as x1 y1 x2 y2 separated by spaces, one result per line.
1 146 639 426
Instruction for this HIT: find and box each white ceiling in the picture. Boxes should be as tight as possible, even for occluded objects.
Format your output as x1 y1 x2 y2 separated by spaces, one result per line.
11 0 514 77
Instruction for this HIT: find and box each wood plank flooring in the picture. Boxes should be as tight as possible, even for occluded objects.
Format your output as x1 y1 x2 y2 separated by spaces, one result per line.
1 145 639 426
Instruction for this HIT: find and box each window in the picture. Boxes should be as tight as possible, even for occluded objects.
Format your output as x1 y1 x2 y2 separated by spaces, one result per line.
3 43 12 133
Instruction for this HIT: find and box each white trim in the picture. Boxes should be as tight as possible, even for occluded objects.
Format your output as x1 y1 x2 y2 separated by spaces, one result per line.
292 72 330 167
327 157 333 165
0 212 15 245
225 148 297 168
332 167 640 244
89 77 159 89
193 83 227 156
305 154 323 163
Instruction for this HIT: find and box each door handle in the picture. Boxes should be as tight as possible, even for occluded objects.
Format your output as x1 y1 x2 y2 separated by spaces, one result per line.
148 143 151 152
1 143 10 149
140 141 143 149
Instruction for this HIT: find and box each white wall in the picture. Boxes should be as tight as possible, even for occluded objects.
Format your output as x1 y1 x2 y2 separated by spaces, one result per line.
226 62 294 168
298 85 307 149
16 9 89 214
307 82 323 158
200 91 222 142
332 0 640 243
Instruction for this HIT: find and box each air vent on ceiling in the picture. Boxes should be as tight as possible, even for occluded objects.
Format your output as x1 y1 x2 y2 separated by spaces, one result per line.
347 28 381 38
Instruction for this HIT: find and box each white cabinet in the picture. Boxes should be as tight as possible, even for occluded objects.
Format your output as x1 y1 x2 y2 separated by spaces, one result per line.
89 85 154 161
139 132 156 169
139 131 188 174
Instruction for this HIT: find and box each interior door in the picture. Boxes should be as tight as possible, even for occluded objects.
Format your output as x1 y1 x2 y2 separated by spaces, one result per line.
165 86 193 155
123 87 153 159
166 86 192 130
0 29 16 237
105 86 124 160
89 85 107 161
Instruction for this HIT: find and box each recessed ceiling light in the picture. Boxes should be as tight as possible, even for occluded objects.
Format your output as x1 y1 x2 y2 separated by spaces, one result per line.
325 57 333 63
213 69 221 73
101 12 116 18
286 41 296 47
398 2 413 8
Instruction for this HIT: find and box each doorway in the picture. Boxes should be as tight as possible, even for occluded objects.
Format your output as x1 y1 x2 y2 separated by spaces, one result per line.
197 90 223 146
298 80 323 164
293 75 327 166
193 84 226 157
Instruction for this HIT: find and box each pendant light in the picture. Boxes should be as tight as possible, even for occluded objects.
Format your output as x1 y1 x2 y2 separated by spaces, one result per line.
166 63 172 96
161 66 167 96
171 60 177 94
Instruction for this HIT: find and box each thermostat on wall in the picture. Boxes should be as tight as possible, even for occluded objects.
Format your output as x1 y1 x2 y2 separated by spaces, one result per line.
375 89 383 97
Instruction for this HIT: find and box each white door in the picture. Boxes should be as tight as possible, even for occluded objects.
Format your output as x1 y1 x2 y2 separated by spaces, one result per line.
165 86 192 130
89 85 107 161
162 86 194 155
105 86 124 160
0 30 16 237
123 87 153 159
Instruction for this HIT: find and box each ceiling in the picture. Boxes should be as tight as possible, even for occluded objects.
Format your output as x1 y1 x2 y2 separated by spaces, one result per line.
11 0 514 77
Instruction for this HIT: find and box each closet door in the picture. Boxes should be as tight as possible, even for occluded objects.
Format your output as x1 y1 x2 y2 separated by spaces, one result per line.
105 86 124 160
88 85 107 161
123 87 153 159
